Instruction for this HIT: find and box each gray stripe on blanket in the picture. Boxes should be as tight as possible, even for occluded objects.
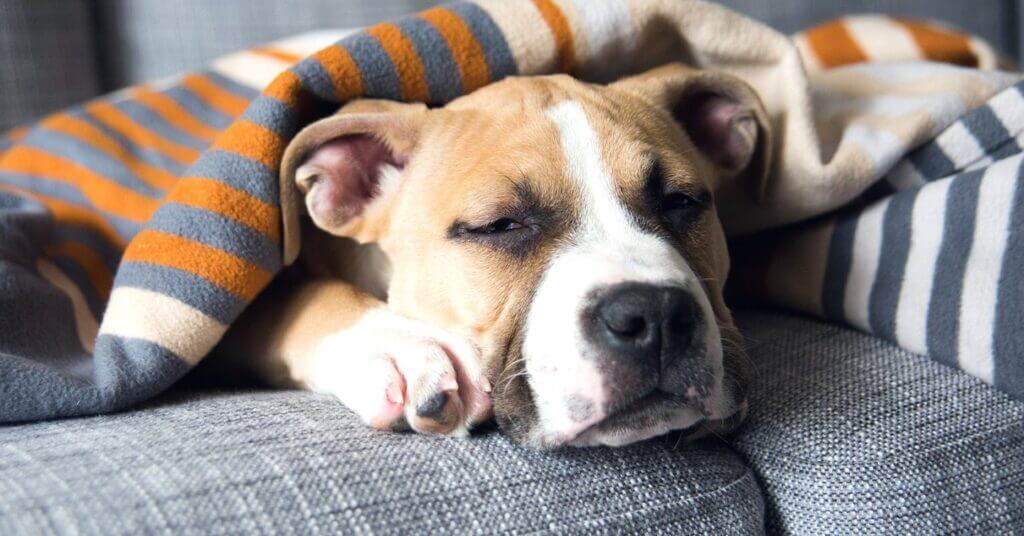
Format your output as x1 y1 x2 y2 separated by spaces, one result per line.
113 262 248 325
49 255 107 319
51 224 123 273
397 17 464 103
910 138 958 181
291 58 339 102
447 2 518 80
162 86 234 129
342 36 402 101
822 211 858 323
188 149 279 205
927 169 983 367
113 99 209 151
993 158 1024 398
0 334 192 423
241 95 297 138
23 128 165 198
962 105 1012 152
0 171 143 241
147 203 283 273
72 110 187 175
869 188 918 340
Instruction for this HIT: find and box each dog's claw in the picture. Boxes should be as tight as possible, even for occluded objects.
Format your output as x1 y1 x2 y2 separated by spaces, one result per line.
415 390 450 419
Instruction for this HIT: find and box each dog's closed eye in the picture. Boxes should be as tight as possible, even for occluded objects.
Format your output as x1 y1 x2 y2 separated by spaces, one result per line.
660 191 709 232
644 159 710 234
448 215 541 259
447 178 558 258
461 217 526 235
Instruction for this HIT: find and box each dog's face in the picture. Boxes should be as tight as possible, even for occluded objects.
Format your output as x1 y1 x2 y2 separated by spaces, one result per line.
282 64 770 448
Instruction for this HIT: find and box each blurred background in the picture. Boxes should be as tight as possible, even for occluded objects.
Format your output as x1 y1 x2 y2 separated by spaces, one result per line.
1 0 1020 131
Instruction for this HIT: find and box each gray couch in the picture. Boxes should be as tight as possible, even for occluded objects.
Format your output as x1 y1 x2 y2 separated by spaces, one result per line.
4 313 1023 534
2 1 1023 534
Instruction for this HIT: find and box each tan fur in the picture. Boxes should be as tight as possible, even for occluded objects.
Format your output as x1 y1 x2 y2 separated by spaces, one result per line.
219 64 768 442
221 278 382 387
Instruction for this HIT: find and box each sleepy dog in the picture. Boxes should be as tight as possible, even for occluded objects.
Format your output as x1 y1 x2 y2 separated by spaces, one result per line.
221 63 770 448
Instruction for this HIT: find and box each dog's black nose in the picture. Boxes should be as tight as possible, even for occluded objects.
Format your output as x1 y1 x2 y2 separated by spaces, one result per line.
590 283 697 369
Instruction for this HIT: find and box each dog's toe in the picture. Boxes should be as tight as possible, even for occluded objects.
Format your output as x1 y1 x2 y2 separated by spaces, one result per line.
415 386 450 419
394 343 468 435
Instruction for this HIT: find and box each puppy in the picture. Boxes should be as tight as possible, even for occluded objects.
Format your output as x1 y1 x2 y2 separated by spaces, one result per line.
221 63 770 448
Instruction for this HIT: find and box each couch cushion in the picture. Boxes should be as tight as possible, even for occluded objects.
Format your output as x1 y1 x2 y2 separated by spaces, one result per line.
0 0 101 131
733 312 1024 534
0 389 764 534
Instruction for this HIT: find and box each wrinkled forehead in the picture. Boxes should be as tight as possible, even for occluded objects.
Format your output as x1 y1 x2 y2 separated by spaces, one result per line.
402 77 704 220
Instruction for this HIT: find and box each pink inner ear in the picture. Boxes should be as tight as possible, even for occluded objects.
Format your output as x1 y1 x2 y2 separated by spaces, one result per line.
674 93 756 173
300 134 402 230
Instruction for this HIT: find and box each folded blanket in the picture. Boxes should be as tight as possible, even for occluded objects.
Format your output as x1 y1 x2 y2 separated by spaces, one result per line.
1 0 1020 423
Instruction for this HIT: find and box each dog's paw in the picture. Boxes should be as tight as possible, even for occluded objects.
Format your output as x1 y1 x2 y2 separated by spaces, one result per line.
308 309 492 436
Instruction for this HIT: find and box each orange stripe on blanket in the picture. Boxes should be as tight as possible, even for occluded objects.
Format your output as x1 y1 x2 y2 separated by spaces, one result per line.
84 101 200 166
40 114 178 191
6 126 29 142
0 185 127 249
895 19 977 67
180 74 250 118
131 86 220 141
312 45 365 100
262 70 303 110
420 7 491 92
122 229 272 300
166 177 280 241
0 146 159 223
532 0 576 74
44 241 114 300
210 120 286 171
250 46 305 65
367 23 431 102
804 20 869 69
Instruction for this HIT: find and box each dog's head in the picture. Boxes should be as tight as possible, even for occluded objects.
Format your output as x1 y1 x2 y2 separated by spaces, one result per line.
282 64 770 448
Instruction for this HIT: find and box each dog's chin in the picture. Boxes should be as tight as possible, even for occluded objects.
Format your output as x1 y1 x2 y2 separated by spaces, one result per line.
555 391 745 448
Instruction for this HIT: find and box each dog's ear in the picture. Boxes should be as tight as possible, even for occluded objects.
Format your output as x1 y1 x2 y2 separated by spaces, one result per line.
281 100 428 242
612 64 772 202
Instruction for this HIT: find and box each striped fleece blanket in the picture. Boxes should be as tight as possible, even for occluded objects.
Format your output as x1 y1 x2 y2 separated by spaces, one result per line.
1 0 1021 423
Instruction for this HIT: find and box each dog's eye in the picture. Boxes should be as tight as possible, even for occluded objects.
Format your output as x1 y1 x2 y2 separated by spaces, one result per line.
467 218 525 235
448 217 527 238
661 192 707 230
448 216 539 258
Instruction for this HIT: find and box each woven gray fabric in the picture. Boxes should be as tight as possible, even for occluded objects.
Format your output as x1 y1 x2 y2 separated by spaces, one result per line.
0 0 101 131
732 312 1024 535
93 0 443 89
0 389 765 535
